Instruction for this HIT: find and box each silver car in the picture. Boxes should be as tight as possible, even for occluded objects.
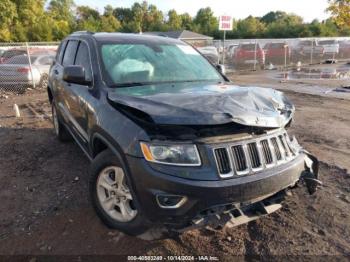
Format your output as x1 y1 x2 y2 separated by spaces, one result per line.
0 54 54 90
197 46 220 64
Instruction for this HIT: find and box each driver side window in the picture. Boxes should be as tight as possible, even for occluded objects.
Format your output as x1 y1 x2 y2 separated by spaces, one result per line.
75 41 92 82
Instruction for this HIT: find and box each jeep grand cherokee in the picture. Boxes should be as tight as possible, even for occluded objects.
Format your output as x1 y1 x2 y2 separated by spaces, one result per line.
47 31 321 236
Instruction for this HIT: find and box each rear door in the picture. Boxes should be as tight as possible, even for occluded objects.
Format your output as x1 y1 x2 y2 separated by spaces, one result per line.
52 40 83 141
69 41 94 142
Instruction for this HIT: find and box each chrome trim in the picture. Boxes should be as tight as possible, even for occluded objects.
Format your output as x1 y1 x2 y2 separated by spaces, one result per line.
156 195 188 209
212 130 299 178
213 147 234 178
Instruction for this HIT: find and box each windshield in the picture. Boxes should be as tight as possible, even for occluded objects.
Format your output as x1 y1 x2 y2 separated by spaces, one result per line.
99 43 223 87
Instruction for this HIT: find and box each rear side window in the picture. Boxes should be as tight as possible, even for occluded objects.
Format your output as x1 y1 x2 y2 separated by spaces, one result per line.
6 55 36 64
56 41 67 64
75 42 92 81
62 40 78 66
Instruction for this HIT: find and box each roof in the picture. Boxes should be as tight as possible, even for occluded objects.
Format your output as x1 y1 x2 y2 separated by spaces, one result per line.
144 30 213 40
69 32 185 45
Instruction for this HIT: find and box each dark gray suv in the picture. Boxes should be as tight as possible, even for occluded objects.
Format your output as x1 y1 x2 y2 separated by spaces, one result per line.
48 31 321 236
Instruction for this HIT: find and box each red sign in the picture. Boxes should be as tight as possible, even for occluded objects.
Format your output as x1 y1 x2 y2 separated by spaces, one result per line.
219 15 233 31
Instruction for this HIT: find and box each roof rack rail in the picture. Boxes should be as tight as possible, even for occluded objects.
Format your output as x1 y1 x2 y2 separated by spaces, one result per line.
72 31 94 35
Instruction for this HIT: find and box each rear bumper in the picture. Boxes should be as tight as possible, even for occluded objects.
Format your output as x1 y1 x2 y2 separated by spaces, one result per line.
127 153 306 227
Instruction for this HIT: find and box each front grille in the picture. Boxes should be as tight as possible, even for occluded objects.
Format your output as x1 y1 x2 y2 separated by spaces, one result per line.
271 137 282 160
247 142 261 168
214 148 231 175
213 131 298 178
261 140 273 164
232 145 247 171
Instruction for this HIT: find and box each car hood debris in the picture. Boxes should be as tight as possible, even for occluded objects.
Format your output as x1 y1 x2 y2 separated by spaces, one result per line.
107 82 295 128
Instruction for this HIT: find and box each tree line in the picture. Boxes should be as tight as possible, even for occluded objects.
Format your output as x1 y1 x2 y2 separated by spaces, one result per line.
0 0 349 42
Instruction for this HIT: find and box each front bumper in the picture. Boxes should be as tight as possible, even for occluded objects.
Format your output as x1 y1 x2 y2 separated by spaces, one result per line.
127 152 312 228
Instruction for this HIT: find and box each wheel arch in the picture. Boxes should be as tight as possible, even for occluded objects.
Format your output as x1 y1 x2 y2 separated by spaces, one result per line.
47 86 53 104
91 132 125 162
90 131 142 208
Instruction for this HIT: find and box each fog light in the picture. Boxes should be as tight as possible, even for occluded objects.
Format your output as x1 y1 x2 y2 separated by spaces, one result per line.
156 194 187 209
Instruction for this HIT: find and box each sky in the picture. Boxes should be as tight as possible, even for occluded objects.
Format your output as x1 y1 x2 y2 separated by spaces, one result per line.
73 0 330 23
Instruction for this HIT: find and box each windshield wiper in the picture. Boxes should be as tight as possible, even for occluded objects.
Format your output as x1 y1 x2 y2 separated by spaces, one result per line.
110 82 153 88
110 79 224 88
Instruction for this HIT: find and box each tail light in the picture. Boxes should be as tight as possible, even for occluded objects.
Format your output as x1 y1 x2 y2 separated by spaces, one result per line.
17 67 31 74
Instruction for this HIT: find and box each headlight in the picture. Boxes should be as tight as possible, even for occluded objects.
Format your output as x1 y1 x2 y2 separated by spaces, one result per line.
140 142 201 166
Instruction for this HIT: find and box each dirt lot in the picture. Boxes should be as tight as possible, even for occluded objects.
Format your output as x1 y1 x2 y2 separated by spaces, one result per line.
0 73 349 260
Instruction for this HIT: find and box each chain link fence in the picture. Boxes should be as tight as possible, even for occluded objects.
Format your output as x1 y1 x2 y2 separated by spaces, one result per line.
0 42 58 94
1 38 350 95
210 37 350 75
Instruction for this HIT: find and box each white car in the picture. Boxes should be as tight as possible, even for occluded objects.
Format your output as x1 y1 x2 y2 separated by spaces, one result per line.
0 54 54 90
226 44 238 58
197 46 220 64
318 40 339 55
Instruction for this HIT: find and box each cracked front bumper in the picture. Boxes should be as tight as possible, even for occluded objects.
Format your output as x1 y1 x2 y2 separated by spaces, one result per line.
127 149 320 230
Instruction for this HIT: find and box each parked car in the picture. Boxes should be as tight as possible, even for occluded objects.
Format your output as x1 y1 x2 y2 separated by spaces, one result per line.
226 44 238 59
263 42 291 66
0 54 54 90
48 32 320 236
294 40 324 59
0 47 57 64
232 43 265 69
0 48 27 64
318 39 339 56
197 46 220 64
339 40 350 59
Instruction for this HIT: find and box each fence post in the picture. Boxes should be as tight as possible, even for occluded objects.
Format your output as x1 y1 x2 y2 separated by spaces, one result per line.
253 40 257 71
25 42 35 89
310 39 314 65
284 43 287 70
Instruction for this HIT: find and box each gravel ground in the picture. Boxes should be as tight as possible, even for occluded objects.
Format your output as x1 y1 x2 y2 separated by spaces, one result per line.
0 72 349 260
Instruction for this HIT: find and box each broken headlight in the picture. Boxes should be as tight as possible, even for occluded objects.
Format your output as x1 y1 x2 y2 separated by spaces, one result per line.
140 142 201 166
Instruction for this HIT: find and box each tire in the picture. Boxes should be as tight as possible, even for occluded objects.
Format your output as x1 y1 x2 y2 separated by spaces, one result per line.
89 149 150 236
51 101 71 142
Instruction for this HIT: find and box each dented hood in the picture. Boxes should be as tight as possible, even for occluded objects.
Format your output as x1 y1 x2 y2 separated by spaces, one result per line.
107 82 295 128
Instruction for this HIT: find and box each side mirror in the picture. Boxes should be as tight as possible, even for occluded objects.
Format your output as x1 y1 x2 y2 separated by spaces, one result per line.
63 65 91 85
216 64 226 75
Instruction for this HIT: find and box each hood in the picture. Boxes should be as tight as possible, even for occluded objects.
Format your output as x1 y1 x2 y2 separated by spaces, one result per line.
107 82 295 128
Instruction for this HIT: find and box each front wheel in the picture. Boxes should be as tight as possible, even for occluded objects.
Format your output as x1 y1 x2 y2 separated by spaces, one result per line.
89 149 149 236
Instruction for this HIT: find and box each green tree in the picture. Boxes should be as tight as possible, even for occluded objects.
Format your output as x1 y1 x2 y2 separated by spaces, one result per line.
264 13 304 38
47 0 75 40
0 0 17 41
261 11 287 24
144 4 164 31
327 0 350 28
236 16 266 38
11 0 49 41
180 13 193 30
100 5 121 32
75 5 101 32
193 7 218 35
167 9 182 30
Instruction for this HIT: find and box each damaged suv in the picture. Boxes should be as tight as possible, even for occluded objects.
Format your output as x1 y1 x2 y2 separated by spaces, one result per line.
48 31 321 236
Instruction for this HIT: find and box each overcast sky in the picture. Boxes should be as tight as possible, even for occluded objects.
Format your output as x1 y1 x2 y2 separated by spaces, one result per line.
73 0 330 22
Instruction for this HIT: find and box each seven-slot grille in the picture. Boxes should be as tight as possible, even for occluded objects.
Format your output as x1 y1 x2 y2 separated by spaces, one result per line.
213 131 297 178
